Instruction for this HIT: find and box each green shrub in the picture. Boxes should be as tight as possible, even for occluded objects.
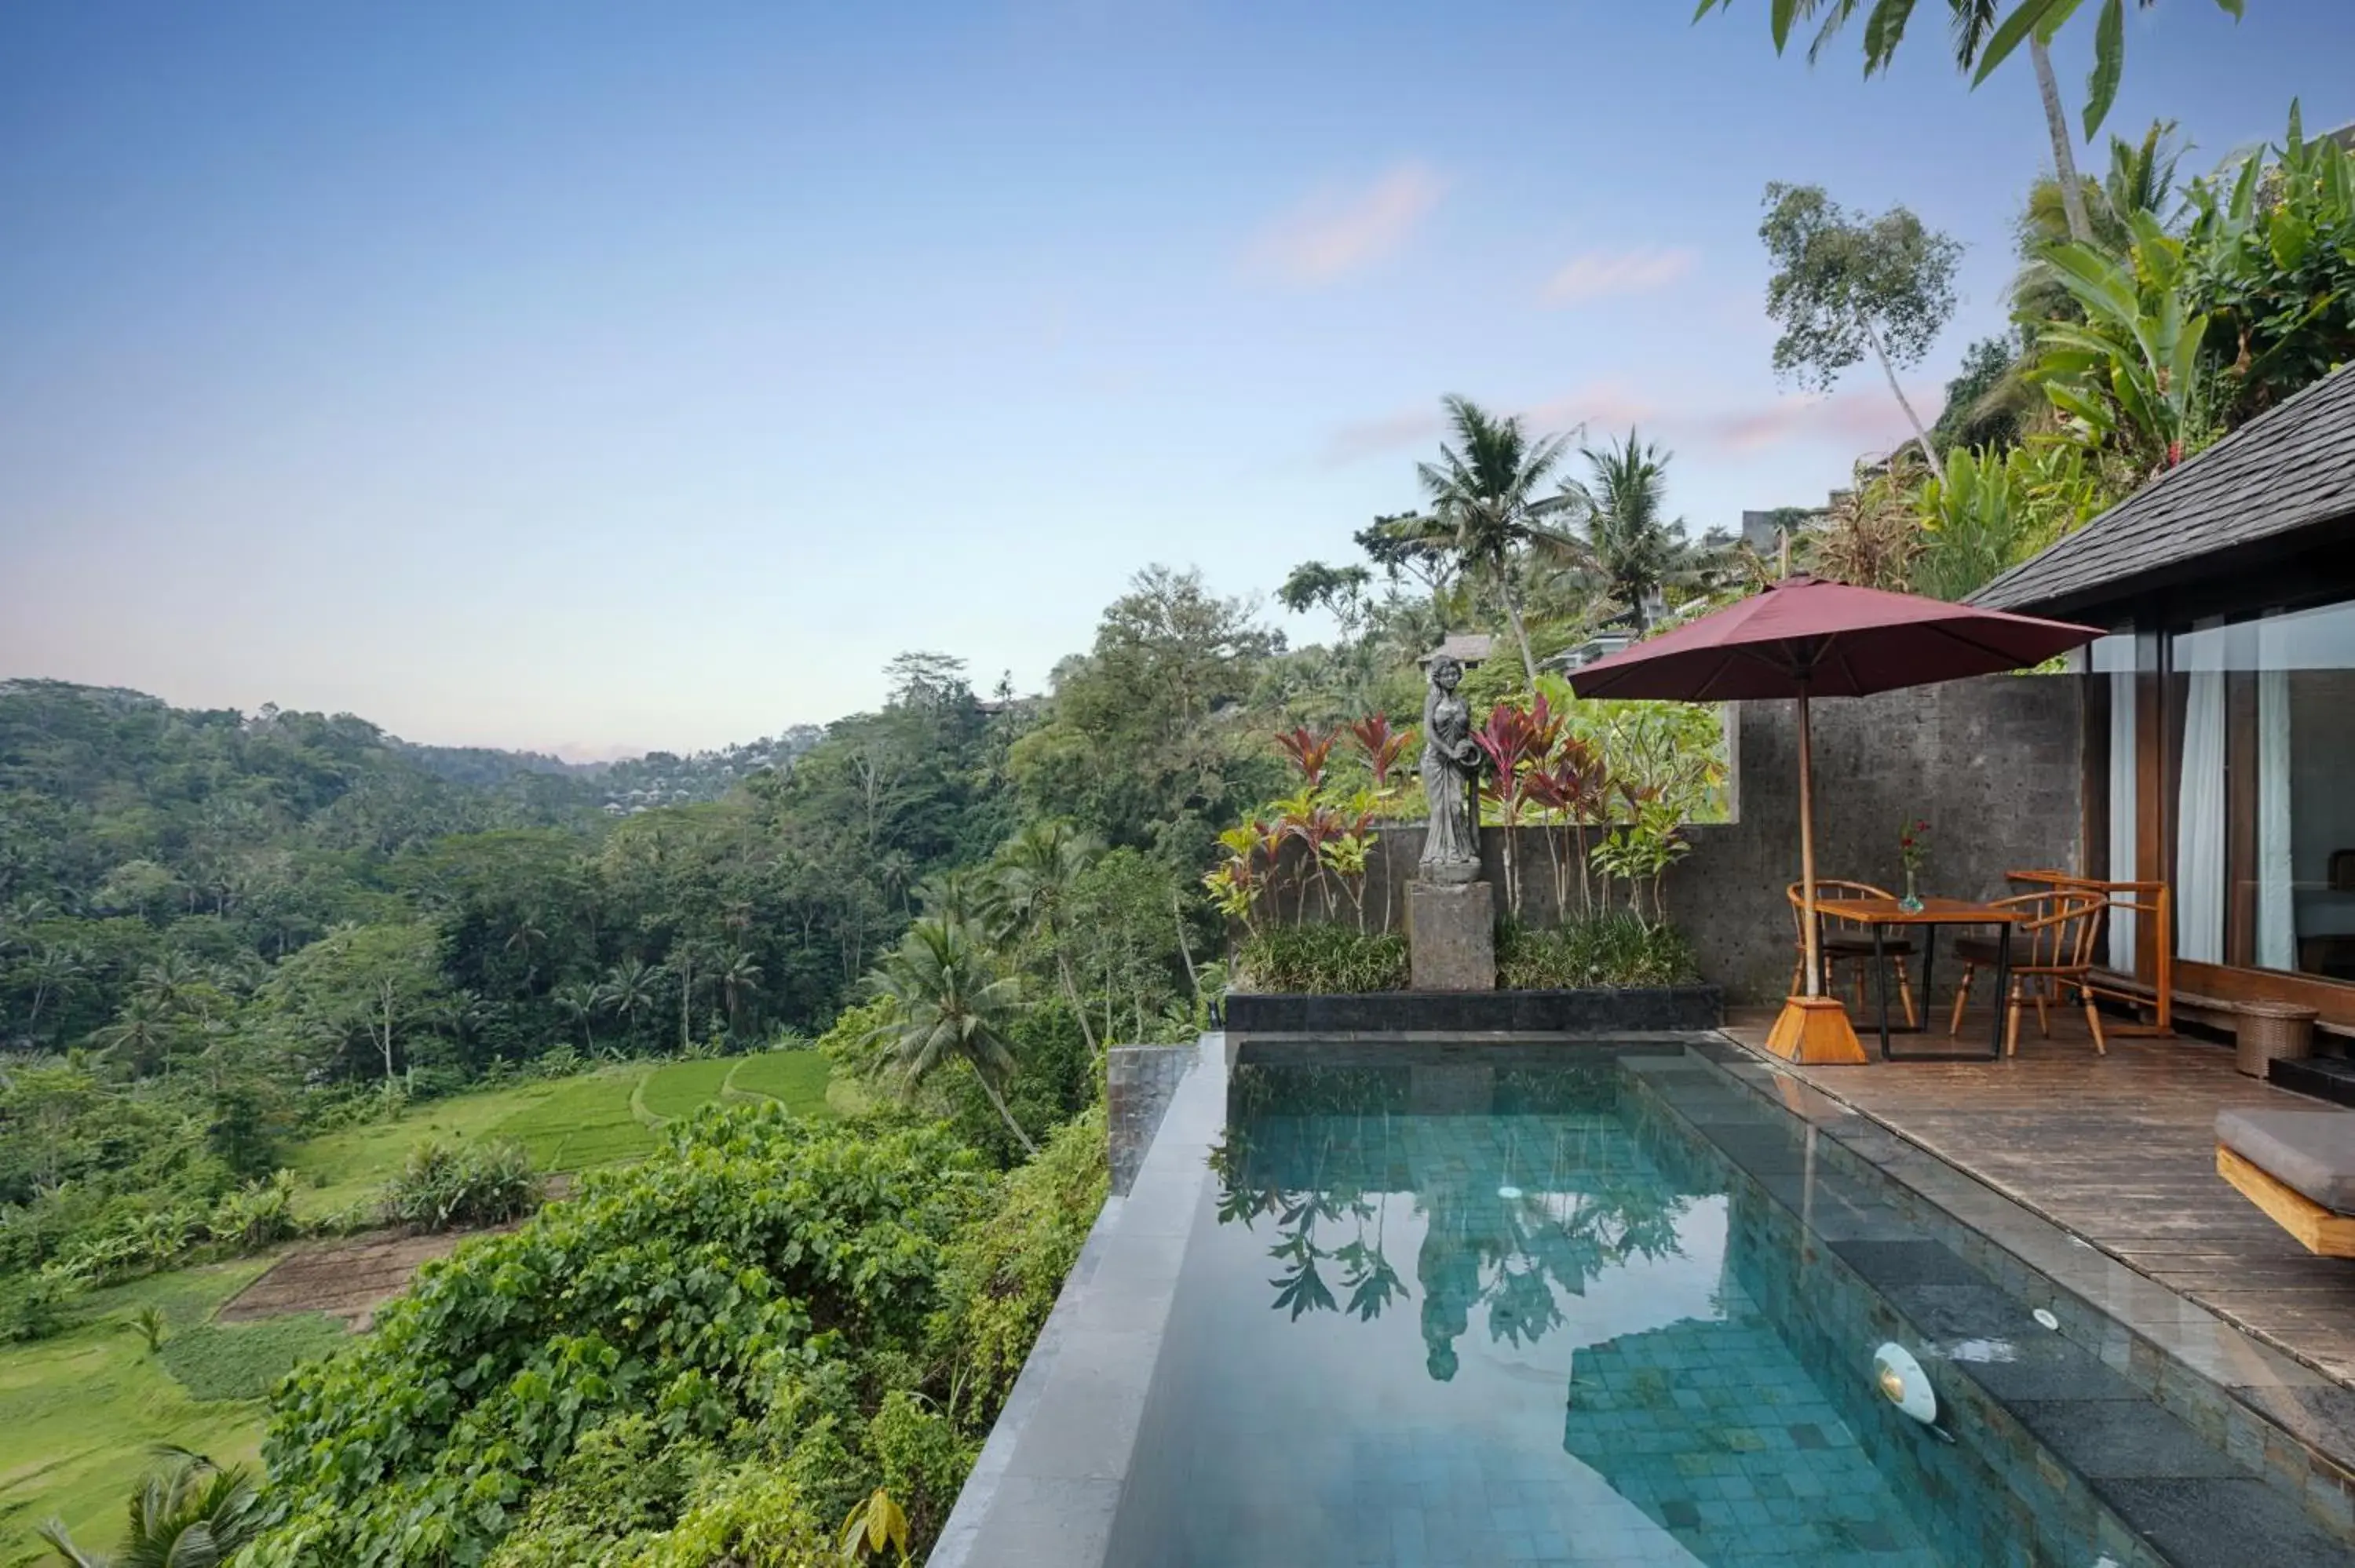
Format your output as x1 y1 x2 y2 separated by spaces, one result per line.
1495 915 1700 990
157 1311 350 1401
1234 924 1409 994
613 1467 831 1568
246 1108 992 1567
863 1390 974 1548
209 1169 302 1251
378 1136 545 1231
929 1105 1108 1415
0 1274 66 1343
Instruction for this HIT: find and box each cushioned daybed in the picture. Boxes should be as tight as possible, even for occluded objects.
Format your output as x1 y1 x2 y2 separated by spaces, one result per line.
2217 1107 2355 1256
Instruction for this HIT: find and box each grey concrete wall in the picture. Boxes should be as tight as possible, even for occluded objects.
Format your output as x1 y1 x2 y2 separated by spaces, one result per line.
1253 673 2085 1005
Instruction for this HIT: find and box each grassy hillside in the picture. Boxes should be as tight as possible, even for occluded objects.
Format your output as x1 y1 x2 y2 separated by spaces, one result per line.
0 1262 278 1566
1 1049 840 1564
288 1049 840 1219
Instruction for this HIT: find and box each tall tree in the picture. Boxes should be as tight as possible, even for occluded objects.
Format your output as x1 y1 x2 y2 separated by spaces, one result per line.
597 957 662 1045
991 821 1104 1058
860 917 1035 1155
265 921 446 1081
1557 430 1705 632
551 980 600 1053
1394 396 1582 687
1700 0 2244 239
1759 184 1963 481
717 950 763 1039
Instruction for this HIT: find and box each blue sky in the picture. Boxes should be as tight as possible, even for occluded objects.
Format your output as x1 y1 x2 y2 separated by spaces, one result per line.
3 2 2349 757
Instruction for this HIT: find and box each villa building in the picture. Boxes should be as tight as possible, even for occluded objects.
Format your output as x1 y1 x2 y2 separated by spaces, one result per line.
1973 363 2355 1031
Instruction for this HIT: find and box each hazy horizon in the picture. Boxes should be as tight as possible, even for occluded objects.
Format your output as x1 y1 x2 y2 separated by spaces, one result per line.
6 2 2350 754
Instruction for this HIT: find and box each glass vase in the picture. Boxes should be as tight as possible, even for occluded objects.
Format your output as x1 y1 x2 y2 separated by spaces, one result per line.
1900 867 1923 913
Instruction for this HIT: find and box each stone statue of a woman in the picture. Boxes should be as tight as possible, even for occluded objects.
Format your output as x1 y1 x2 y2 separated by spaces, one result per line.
1418 655 1484 884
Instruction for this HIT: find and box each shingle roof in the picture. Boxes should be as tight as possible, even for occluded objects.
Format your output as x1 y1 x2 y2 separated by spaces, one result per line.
1970 363 2355 615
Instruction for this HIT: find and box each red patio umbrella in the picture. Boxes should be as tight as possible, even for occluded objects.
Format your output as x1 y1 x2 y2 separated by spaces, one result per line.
1566 574 2100 1063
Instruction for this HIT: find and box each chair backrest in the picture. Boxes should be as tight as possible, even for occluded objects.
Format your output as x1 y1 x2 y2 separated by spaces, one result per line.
1787 880 1893 941
1991 888 2107 972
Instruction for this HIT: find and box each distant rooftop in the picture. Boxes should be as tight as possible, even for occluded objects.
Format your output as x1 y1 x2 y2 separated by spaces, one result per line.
1420 633 1495 666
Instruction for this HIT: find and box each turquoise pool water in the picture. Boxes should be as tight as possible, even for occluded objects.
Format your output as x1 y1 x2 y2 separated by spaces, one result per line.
1105 1047 2337 1568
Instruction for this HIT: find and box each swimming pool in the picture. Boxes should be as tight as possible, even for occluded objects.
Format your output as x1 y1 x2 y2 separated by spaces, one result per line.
1103 1044 2353 1568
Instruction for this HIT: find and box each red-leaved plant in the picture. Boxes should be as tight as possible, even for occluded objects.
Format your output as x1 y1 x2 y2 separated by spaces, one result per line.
1274 727 1340 791
1347 715 1417 796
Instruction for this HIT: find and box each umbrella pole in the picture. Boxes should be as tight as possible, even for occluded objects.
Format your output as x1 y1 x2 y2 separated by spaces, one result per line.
1798 685 1820 998
1766 681 1866 1065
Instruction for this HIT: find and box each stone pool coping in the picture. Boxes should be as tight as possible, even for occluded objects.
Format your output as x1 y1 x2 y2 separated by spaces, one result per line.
927 1031 1227 1568
1699 1035 2355 1541
1224 984 1722 1036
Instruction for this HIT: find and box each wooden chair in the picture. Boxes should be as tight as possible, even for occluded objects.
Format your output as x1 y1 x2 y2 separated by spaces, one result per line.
1945 888 2109 1056
1786 881 1919 1028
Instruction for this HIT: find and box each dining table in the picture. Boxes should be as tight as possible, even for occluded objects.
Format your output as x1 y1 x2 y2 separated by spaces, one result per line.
1815 895 2021 1061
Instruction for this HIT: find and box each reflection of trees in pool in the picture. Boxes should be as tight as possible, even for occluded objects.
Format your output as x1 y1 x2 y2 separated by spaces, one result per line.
1225 1062 1619 1124
1210 1119 1690 1381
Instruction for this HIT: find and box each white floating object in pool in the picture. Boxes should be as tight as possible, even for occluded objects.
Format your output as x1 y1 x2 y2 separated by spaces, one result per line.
1873 1343 1937 1424
1496 1184 1524 1200
2033 1308 2060 1331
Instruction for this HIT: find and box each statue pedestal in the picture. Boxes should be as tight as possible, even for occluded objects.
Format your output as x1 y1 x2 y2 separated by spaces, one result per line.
1408 879 1495 992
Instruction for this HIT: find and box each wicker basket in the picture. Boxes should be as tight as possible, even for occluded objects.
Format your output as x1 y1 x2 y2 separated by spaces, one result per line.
2236 999 2320 1077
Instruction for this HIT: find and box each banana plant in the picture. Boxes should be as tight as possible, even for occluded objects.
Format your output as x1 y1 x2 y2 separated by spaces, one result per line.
2031 211 2211 472
2182 101 2355 419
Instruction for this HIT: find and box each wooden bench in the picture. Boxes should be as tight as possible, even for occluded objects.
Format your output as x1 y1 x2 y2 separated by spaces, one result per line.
2217 1107 2355 1256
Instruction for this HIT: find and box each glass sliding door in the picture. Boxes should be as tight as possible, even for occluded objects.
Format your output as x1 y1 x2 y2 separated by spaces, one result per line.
2169 596 2355 979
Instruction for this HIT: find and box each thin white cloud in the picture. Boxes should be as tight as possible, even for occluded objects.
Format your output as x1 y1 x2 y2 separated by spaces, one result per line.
1689 388 1920 455
1320 405 1445 467
1247 162 1448 285
1519 381 1661 438
1539 246 1698 308
1317 382 1660 469
1320 378 1941 472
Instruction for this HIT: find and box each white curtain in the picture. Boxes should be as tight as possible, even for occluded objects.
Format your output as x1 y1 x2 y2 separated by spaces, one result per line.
2257 612 2296 970
2176 625 2227 964
2108 664 2138 970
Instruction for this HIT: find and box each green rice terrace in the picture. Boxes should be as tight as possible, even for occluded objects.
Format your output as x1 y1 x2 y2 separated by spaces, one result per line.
0 1050 842 1565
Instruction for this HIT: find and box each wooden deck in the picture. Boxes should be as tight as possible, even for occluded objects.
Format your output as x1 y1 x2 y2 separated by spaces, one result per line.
1723 1005 2355 1386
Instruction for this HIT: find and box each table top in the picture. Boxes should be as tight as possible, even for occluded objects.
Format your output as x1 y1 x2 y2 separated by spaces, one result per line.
1814 895 2023 925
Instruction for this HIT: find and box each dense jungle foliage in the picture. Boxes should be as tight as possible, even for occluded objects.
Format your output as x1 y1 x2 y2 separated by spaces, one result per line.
242 1104 1106 1566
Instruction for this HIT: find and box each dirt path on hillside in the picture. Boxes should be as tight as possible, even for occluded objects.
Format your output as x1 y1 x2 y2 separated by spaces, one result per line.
217 1231 473 1329
219 1176 573 1330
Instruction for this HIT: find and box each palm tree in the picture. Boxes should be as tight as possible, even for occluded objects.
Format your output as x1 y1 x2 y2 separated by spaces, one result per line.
40 1448 264 1567
95 998 173 1074
1555 430 1705 632
25 942 87 1032
990 822 1102 1057
1704 2 2239 244
551 981 601 1053
133 953 206 1021
503 916 549 990
597 958 661 1046
915 866 991 929
1394 396 1581 687
860 917 1035 1155
717 950 764 1039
